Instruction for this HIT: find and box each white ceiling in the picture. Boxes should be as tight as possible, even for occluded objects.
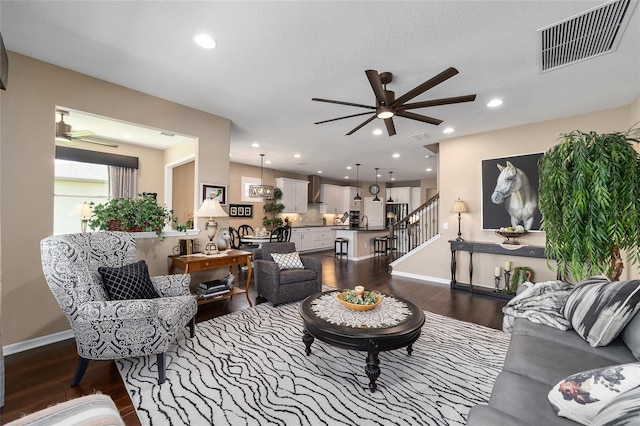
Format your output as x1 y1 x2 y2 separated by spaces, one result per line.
2 1 639 182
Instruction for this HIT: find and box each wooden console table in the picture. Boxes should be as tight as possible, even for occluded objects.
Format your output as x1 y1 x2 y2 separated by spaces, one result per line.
449 240 546 300
169 249 253 306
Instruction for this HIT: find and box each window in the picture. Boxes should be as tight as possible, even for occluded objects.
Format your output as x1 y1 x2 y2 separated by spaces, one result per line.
54 159 108 235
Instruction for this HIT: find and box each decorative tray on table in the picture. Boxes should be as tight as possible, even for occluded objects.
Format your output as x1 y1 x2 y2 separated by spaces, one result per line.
336 289 383 311
495 226 528 245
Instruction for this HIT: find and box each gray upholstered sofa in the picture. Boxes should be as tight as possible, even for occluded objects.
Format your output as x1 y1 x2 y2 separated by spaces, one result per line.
467 306 640 425
253 242 322 305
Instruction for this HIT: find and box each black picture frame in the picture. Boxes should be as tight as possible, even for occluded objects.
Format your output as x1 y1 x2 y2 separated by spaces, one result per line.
229 204 253 218
201 183 227 206
481 152 543 231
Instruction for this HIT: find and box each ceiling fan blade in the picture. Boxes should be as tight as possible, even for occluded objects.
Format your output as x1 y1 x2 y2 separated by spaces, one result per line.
395 110 443 126
76 136 119 148
393 67 459 107
312 98 375 110
365 70 388 106
384 118 396 136
346 115 376 136
315 111 375 125
398 94 477 111
67 129 95 138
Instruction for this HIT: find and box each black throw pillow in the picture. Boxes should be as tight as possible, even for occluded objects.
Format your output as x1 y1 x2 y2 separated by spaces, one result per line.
98 260 160 300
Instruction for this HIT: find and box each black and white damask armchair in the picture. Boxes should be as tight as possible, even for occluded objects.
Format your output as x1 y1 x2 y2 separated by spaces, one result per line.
40 232 197 386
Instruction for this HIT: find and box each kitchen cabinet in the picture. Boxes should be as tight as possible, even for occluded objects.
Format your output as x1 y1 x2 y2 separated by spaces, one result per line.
290 228 314 251
276 177 309 213
387 187 411 204
311 228 336 250
321 184 349 214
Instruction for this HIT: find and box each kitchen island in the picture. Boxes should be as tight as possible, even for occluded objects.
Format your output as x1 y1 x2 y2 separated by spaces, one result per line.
334 227 390 261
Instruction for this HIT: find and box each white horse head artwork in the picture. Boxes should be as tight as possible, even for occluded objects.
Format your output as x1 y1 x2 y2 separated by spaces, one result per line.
491 161 538 230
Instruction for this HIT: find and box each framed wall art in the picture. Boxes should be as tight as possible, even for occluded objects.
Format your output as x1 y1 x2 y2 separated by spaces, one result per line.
481 152 543 231
229 204 253 218
201 183 227 206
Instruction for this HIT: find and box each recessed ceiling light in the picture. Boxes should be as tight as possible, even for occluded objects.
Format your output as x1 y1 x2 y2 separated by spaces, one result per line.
425 155 430 158
487 98 503 108
443 127 454 134
392 153 400 158
372 129 383 135
193 33 217 49
391 177 395 181
251 142 260 148
344 176 349 179
294 153 301 158
265 160 271 164
426 168 433 172
317 171 323 174
346 166 352 170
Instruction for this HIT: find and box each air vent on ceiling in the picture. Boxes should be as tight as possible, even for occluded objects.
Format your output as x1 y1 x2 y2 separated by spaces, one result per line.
538 0 636 72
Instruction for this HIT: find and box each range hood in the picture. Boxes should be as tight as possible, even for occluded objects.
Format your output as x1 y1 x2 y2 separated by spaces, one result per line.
308 175 322 203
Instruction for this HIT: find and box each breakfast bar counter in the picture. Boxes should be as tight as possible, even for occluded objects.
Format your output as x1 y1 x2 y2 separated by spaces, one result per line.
335 228 390 261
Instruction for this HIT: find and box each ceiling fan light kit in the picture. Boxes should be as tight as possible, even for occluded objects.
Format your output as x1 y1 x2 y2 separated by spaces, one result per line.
312 67 476 137
55 109 119 148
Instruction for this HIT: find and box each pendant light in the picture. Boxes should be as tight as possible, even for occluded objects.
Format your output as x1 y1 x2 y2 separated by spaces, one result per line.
354 163 362 202
387 171 394 203
373 167 381 203
249 154 275 199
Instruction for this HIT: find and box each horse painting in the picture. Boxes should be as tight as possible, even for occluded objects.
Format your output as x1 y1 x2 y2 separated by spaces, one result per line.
491 161 538 230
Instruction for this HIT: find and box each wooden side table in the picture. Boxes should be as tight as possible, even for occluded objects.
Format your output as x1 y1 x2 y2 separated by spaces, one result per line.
168 249 253 306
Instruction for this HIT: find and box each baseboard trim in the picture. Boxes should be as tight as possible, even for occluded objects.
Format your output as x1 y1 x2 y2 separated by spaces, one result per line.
390 270 450 285
3 329 74 356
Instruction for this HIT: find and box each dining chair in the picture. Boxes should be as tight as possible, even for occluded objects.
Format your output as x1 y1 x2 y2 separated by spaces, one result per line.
238 224 254 237
269 226 290 242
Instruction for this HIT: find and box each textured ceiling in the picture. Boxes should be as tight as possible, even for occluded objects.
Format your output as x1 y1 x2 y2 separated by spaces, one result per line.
2 1 639 182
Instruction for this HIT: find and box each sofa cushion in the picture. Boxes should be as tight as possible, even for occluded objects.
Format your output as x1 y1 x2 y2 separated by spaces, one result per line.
512 319 635 364
503 333 636 386
488 370 577 426
591 385 640 426
548 362 640 425
564 278 640 347
98 260 160 300
622 310 640 360
270 251 305 270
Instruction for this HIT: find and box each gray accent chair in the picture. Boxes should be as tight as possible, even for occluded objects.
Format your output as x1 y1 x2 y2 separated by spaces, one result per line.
253 242 322 305
40 232 198 386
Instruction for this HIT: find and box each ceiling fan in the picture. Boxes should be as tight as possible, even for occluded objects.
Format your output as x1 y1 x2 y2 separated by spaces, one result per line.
55 109 119 148
312 67 476 136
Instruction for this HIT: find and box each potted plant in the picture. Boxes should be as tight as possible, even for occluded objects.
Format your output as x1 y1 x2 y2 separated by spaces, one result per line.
89 194 173 238
538 129 640 281
263 187 285 230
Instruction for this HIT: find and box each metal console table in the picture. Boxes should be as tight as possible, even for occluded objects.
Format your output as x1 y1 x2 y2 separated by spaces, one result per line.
449 240 546 300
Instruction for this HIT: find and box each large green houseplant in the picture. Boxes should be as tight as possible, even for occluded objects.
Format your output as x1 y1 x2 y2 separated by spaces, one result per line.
89 194 173 238
538 129 640 281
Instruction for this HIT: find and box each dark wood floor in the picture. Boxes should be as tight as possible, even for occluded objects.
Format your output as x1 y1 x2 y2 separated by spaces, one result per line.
1 250 506 424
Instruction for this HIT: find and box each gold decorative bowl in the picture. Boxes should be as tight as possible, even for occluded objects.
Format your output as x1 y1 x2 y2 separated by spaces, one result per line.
495 230 528 245
336 292 383 311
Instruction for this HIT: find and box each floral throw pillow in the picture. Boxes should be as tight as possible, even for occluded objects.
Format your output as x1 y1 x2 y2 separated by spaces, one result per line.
270 252 305 270
548 362 640 425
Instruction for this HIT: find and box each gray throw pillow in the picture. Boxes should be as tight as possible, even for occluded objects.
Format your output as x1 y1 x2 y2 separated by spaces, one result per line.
98 260 160 300
622 311 640 360
591 385 640 426
564 278 640 347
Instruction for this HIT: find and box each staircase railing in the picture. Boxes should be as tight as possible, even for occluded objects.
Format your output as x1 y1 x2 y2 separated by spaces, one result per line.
390 193 439 256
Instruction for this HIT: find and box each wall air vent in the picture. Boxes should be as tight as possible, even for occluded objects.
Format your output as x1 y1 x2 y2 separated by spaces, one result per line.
538 0 636 72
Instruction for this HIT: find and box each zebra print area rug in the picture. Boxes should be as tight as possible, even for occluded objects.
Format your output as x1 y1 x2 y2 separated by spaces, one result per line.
116 301 510 425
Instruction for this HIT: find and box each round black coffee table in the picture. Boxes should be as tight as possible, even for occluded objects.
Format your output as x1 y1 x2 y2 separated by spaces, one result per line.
299 291 425 392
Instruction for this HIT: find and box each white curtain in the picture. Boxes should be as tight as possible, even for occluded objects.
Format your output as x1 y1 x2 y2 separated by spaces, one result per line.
109 166 137 198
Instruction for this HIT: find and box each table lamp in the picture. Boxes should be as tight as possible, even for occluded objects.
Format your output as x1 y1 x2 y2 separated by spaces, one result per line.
69 202 94 233
450 198 469 241
196 195 228 254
